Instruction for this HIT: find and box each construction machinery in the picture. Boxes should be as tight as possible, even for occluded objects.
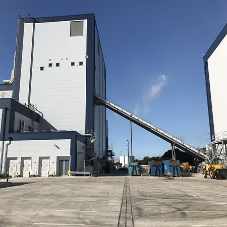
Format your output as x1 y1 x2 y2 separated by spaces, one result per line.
203 158 227 179
180 162 190 172
180 162 196 173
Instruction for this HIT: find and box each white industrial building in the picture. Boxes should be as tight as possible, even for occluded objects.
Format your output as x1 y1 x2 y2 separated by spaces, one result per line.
204 24 227 143
0 14 108 177
120 155 135 167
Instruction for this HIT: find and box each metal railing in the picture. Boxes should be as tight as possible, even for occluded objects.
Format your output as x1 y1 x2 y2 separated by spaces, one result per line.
213 131 227 141
95 93 208 160
0 92 12 98
79 130 97 143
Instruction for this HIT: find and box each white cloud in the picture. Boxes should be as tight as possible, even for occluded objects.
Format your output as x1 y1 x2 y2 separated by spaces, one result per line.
133 75 167 115
133 103 140 115
143 75 167 102
143 104 151 114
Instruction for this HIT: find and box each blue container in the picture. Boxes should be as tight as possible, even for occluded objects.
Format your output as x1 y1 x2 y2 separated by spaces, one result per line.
128 162 139 176
157 165 163 176
150 166 157 175
163 160 180 177
148 160 162 176
128 166 133 176
173 165 180 177
163 160 173 176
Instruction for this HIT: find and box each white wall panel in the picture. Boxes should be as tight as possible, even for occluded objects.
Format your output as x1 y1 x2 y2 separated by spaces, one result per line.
208 34 227 139
0 109 2 134
19 23 34 103
19 20 87 132
7 139 71 176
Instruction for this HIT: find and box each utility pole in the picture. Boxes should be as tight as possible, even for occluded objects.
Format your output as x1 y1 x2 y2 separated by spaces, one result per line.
130 120 132 156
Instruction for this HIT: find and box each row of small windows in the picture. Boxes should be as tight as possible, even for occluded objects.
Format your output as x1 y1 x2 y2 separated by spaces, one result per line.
40 62 83 71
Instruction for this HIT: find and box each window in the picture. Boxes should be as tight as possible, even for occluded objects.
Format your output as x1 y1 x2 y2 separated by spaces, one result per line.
71 62 75 66
79 62 83 66
49 63 52 67
70 21 83 36
56 63 60 67
40 67 44 71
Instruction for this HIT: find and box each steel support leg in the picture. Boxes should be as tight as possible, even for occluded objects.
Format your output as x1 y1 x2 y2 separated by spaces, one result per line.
222 140 226 168
172 143 176 160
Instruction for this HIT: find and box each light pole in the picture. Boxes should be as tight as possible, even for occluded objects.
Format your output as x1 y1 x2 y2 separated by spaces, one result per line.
127 140 129 168
130 120 132 156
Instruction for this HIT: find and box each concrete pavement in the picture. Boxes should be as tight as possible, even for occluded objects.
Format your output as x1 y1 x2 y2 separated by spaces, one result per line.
0 173 227 226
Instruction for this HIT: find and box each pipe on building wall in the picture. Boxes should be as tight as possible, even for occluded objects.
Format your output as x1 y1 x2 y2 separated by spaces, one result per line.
28 19 36 105
0 107 8 174
3 137 12 177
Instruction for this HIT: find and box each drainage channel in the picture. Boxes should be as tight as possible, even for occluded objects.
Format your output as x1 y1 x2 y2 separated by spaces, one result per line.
118 177 134 227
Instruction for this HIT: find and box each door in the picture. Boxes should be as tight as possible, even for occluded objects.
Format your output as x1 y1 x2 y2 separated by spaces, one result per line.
22 158 31 177
59 160 69 176
8 159 17 177
40 158 49 177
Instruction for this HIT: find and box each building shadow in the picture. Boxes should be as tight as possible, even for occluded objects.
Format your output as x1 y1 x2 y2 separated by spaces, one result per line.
0 182 34 189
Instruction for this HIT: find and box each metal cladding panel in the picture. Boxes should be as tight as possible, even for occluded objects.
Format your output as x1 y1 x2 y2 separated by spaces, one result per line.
6 131 86 173
203 24 227 141
13 19 25 101
206 34 227 140
0 84 13 92
17 18 88 132
7 139 71 176
204 62 215 141
94 23 106 159
0 99 12 140
85 14 95 133
9 99 40 133
12 13 101 134
19 23 34 103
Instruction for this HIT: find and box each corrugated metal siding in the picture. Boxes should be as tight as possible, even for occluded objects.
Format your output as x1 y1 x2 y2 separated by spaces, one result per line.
94 25 106 160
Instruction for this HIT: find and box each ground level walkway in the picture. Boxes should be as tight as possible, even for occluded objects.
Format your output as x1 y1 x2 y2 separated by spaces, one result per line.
0 173 227 226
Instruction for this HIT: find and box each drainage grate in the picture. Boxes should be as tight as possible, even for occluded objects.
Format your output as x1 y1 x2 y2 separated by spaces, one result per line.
118 177 134 227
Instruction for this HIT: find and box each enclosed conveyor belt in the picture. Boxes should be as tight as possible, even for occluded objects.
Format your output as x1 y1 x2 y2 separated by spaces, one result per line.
95 94 208 160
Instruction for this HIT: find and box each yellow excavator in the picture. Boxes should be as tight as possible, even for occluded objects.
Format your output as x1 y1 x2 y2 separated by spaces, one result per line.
203 158 227 179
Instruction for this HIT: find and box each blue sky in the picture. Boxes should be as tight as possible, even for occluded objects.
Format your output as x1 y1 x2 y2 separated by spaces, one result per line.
0 1 227 160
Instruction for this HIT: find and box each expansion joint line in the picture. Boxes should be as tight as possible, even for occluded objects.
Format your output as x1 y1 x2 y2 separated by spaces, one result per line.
118 177 134 227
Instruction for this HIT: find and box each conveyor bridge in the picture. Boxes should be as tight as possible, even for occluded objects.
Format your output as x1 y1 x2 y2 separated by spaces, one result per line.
95 94 207 160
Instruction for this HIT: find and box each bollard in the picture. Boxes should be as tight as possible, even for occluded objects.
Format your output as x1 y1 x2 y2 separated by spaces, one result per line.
48 171 49 177
29 171 30 177
17 171 18 177
7 172 9 182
